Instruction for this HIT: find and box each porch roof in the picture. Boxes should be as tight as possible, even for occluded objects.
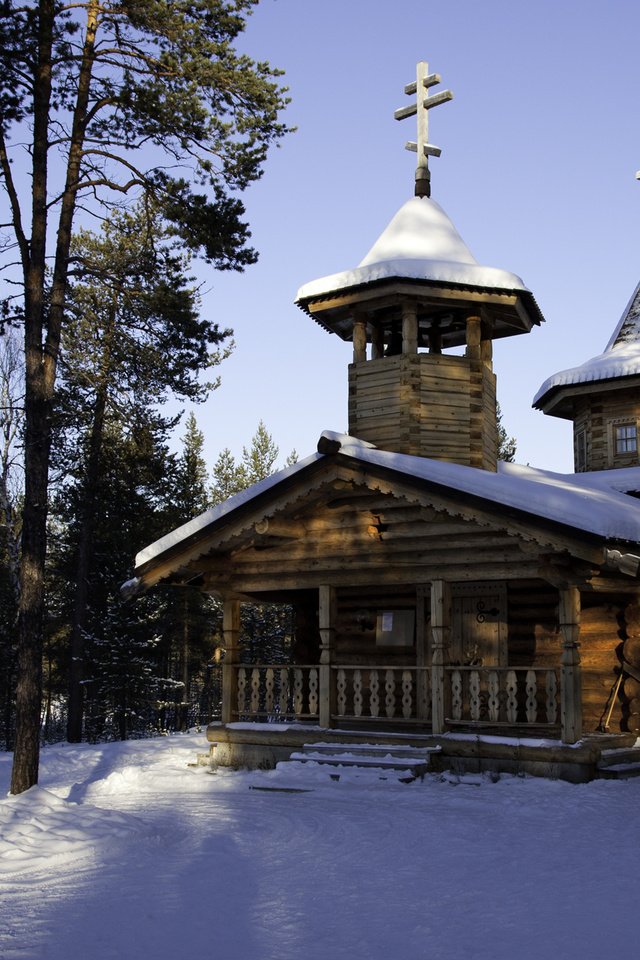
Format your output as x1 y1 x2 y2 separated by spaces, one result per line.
130 432 640 588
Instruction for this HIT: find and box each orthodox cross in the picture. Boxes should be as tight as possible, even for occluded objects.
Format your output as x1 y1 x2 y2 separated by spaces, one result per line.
395 61 453 198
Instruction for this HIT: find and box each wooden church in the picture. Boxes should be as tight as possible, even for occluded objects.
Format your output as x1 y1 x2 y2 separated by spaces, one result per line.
127 63 640 780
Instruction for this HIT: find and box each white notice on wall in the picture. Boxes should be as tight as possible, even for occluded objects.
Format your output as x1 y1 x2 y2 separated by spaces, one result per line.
381 611 394 633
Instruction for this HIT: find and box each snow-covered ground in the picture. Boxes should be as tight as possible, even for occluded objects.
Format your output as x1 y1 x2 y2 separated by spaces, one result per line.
1 733 637 960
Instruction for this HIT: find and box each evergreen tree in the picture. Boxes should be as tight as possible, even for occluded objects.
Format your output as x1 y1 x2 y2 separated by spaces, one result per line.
161 412 218 731
210 422 294 667
53 411 180 741
242 420 279 484
0 0 291 792
497 402 517 462
57 203 231 743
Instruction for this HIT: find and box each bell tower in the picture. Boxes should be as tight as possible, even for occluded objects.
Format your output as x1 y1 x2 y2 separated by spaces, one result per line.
296 62 544 471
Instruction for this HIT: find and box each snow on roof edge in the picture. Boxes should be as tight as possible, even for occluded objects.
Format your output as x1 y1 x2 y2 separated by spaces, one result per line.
134 452 322 570
135 433 640 576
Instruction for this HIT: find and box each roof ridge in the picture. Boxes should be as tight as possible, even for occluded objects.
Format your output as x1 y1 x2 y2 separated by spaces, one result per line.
605 280 640 351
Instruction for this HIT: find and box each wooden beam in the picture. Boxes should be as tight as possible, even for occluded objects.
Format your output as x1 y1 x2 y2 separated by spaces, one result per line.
430 580 451 735
558 586 582 744
221 598 241 724
318 585 336 728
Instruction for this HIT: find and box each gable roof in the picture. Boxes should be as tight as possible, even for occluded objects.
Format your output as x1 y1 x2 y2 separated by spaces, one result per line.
533 281 640 413
128 432 640 594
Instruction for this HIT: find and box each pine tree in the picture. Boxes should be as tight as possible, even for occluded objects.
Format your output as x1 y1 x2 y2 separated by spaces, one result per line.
0 0 291 792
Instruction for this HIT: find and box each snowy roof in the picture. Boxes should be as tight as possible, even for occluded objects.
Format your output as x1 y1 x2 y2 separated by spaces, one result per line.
534 281 640 411
295 197 531 302
133 431 640 582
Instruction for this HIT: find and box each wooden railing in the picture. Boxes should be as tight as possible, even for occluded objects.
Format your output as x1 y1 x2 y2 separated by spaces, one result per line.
332 665 431 722
445 666 559 727
233 663 559 729
236 665 319 720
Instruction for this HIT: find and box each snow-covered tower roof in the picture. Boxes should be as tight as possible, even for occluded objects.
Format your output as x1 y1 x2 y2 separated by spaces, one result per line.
295 195 544 346
534 281 640 418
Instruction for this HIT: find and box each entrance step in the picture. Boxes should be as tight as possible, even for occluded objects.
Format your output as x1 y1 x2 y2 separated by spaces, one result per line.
597 746 640 779
288 741 441 783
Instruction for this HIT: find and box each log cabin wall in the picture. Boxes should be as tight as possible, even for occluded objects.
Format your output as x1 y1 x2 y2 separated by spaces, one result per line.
572 389 640 472
348 352 498 470
334 585 418 665
579 600 625 733
506 582 627 733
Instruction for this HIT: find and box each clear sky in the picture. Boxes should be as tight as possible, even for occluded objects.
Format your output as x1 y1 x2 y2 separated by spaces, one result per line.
187 0 640 474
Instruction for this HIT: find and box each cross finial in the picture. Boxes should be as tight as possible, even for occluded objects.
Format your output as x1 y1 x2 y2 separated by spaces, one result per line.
394 61 453 198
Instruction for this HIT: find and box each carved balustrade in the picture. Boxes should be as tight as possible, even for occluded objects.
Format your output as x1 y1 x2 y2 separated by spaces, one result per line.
332 665 431 722
445 666 559 727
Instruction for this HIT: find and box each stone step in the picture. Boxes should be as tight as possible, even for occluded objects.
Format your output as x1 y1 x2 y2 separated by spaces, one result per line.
597 761 640 780
597 746 640 768
291 751 429 773
300 741 440 761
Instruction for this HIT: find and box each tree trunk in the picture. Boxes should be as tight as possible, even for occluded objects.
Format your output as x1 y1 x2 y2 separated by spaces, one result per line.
10 2 100 791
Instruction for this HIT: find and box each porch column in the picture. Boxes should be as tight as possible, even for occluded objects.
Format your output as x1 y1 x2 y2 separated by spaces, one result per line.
318 584 336 728
221 598 241 724
416 587 430 722
430 580 451 735
559 587 582 743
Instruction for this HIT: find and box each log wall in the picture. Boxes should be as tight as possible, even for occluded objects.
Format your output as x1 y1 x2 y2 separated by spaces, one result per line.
348 353 498 469
573 390 640 472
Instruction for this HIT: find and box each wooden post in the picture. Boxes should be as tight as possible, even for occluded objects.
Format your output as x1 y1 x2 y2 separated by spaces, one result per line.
371 325 385 360
318 585 336 728
465 316 481 360
353 316 367 364
558 587 582 743
416 586 430 722
430 580 451 734
402 302 418 355
221 598 241 724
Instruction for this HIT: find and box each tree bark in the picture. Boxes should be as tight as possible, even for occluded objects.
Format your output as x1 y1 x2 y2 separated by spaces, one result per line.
11 2 100 792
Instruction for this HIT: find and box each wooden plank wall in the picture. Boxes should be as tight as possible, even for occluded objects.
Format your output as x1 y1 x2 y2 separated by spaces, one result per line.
334 585 417 665
349 354 481 464
507 582 625 732
574 390 640 471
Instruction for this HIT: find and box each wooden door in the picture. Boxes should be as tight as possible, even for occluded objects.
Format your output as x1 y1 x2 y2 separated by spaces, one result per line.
451 582 507 667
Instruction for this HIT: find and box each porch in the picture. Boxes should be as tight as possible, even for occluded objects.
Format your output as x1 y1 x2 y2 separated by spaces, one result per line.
216 579 592 748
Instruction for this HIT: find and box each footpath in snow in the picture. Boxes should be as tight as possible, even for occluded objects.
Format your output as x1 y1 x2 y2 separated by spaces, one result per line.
1 733 638 960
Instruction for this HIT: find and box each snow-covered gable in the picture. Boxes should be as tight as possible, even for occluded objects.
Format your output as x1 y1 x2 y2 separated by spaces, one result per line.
134 432 640 582
295 197 531 302
534 281 640 406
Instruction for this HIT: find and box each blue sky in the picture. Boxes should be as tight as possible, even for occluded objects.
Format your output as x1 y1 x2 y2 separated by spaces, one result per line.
189 0 640 473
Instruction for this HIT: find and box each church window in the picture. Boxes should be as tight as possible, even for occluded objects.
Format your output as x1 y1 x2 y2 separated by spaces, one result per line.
615 422 638 456
575 430 587 472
